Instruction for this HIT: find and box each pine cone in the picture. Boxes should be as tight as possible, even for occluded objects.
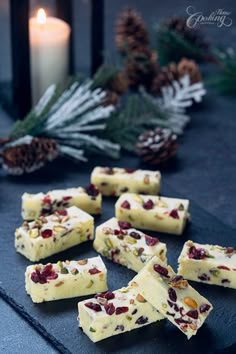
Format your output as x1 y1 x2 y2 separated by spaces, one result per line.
125 47 159 90
152 58 202 95
1 137 58 175
116 8 149 55
107 71 129 95
136 128 178 165
165 16 209 51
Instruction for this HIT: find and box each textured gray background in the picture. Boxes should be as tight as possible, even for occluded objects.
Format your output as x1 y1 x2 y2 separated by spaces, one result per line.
0 0 236 353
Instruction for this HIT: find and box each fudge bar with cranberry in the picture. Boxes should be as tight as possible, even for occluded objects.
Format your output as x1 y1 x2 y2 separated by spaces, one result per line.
94 217 167 272
130 257 213 339
91 167 161 196
22 184 101 220
15 206 94 261
115 193 190 235
25 256 107 303
178 240 236 289
78 283 164 342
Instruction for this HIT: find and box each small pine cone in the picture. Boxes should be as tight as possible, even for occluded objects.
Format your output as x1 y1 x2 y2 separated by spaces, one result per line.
107 71 129 95
165 16 209 51
152 58 201 95
136 128 178 165
177 58 202 82
1 137 58 175
125 47 159 90
116 8 149 55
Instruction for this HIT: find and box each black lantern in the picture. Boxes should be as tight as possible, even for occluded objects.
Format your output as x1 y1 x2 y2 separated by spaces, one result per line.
0 0 104 119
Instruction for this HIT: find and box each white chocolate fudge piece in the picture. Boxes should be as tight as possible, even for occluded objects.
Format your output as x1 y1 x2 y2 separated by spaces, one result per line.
78 283 164 342
115 193 190 235
22 184 101 220
25 256 107 303
91 167 161 196
94 217 167 272
15 206 94 261
178 240 236 289
130 257 213 339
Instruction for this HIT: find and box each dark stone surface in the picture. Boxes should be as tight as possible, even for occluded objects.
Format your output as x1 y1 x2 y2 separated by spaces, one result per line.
0 298 57 354
0 167 235 354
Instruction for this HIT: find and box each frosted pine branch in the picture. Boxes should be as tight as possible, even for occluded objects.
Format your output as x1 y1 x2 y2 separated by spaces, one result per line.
161 75 206 109
34 84 57 117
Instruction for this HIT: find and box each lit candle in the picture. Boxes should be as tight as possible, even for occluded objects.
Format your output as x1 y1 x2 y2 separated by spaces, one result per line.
29 8 71 104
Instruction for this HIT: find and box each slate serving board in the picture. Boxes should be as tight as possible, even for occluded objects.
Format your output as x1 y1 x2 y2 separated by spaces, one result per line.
0 158 235 354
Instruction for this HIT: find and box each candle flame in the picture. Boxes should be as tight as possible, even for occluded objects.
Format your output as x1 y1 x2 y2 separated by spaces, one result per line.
37 8 46 24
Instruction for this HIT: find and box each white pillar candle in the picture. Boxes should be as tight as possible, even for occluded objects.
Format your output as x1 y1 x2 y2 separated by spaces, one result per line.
29 8 71 104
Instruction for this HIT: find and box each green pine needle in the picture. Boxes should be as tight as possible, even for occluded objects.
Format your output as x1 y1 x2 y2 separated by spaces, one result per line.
207 49 236 95
104 93 169 152
154 25 207 65
91 64 120 90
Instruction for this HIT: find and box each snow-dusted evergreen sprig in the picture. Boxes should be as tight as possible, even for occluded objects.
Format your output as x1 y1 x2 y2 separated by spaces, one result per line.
9 79 120 161
141 75 206 134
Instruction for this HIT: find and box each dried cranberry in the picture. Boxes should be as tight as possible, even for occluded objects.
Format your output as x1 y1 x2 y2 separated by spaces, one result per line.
115 325 124 331
169 209 179 219
120 200 131 209
198 273 210 281
173 303 180 312
31 271 41 283
129 231 141 239
188 246 208 260
168 288 177 302
118 221 132 229
168 301 179 312
225 247 235 254
135 316 148 325
115 306 129 315
86 184 99 197
31 264 58 284
95 291 115 300
40 208 52 216
46 272 58 280
89 268 101 275
199 304 211 313
179 307 185 316
41 264 54 277
153 264 169 277
104 303 115 315
62 196 72 201
85 302 102 312
111 249 120 261
145 235 159 246
218 265 230 270
174 318 190 325
125 168 136 173
166 311 175 317
56 209 68 216
186 310 198 319
41 229 53 238
142 199 154 210
42 195 51 204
